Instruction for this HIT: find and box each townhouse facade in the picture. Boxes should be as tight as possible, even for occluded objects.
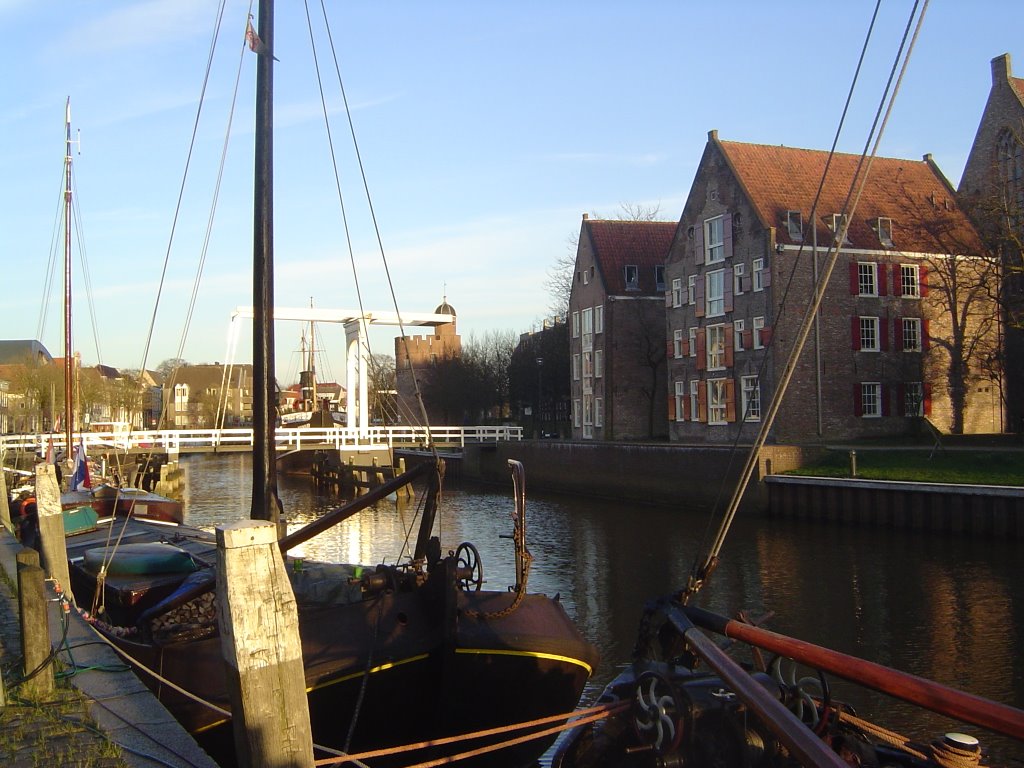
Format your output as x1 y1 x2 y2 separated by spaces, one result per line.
958 53 1024 432
162 364 255 428
665 131 1001 444
569 215 677 440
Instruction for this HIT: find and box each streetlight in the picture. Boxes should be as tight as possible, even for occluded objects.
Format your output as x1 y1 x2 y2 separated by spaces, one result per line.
535 357 544 438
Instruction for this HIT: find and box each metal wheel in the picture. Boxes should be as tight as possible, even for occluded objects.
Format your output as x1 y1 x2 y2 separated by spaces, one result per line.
632 671 684 756
769 656 827 726
454 542 483 591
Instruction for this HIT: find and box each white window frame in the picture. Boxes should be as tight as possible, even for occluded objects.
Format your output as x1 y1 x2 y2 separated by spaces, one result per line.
655 265 666 291
594 397 603 427
674 381 686 422
594 304 604 334
706 269 725 317
572 354 580 381
582 269 589 285
624 264 639 290
741 375 760 421
706 324 727 371
902 318 922 352
859 316 880 352
687 275 697 305
572 311 580 339
582 307 593 350
878 217 894 247
573 398 581 428
733 263 745 296
733 319 745 352
689 380 700 422
705 216 725 264
831 213 850 243
594 348 604 378
786 210 803 241
671 278 683 308
673 329 684 359
753 258 764 292
688 327 698 358
861 382 881 418
905 382 924 417
900 264 920 298
707 378 728 425
753 316 765 350
858 262 878 297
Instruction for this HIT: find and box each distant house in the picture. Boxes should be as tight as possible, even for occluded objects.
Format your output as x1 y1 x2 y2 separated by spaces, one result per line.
665 131 1000 443
568 215 677 440
161 364 255 428
510 317 569 438
958 53 1024 433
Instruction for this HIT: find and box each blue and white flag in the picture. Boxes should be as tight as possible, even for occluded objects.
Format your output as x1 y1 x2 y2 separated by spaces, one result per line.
70 438 91 492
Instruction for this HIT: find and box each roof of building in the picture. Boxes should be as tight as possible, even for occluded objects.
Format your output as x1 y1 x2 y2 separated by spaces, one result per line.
434 298 457 317
717 137 985 254
0 340 53 365
166 364 255 390
585 219 677 294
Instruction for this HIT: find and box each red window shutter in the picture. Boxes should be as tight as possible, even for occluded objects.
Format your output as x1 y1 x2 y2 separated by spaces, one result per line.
666 340 674 359
920 264 929 296
742 329 753 349
760 326 773 346
723 213 733 260
665 291 672 307
724 326 734 368
668 395 676 421
880 318 889 351
694 279 705 317
694 221 705 265
725 379 736 422
697 382 707 422
741 274 752 293
851 316 861 350
894 317 903 350
922 319 930 350
724 274 734 312
853 383 863 416
683 390 691 420
880 384 890 416
696 329 707 371
893 264 902 296
897 383 906 416
849 262 859 294
761 266 772 287
878 264 888 296
681 338 689 356
923 383 932 415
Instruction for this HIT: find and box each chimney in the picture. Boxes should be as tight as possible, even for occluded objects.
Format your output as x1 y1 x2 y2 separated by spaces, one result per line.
992 53 1012 86
582 213 589 220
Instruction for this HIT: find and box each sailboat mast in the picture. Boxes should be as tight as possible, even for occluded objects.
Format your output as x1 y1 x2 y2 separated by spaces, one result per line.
251 0 281 524
63 97 74 456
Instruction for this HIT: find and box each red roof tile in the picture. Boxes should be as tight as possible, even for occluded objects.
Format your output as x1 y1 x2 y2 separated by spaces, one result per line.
586 220 678 294
718 139 985 254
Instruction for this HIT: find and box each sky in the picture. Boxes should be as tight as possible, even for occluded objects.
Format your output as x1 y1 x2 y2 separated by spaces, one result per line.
2 1 1022 386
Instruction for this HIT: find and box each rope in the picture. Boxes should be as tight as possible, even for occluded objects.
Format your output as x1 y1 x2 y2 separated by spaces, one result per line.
929 738 986 768
837 710 986 767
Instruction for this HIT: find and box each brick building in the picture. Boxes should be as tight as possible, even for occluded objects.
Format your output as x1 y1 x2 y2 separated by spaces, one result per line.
568 215 677 440
161 364 255 428
958 53 1024 433
665 131 1001 444
394 298 460 425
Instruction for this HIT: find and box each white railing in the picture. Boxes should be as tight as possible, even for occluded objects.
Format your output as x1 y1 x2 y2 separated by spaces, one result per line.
0 425 523 456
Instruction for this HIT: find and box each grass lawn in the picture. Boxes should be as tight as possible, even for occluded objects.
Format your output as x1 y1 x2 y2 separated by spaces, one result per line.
783 449 1024 486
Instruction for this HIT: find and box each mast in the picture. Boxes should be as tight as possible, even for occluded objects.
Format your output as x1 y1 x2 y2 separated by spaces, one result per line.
63 98 74 457
251 0 281 525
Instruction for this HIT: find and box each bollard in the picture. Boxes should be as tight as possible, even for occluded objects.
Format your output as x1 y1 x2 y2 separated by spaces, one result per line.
216 520 313 768
34 463 74 605
17 562 54 699
850 450 858 478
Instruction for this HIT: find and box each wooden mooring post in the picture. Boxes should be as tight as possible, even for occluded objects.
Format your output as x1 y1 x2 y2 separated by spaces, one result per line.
34 463 74 604
17 548 54 699
0 463 12 531
215 520 314 768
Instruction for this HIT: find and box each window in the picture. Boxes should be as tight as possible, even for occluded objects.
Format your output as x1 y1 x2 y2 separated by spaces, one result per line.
877 217 894 248
655 265 666 291
688 327 698 358
594 349 604 377
624 264 639 290
786 210 803 241
674 381 686 422
582 269 589 285
753 316 765 349
904 382 924 417
705 216 725 263
572 311 580 338
687 275 697 305
673 329 684 359
582 307 593 349
860 382 881 418
594 397 603 427
902 318 921 352
734 319 745 352
733 263 745 296
572 354 580 381
671 278 682 307
900 264 920 298
706 269 725 317
753 258 764 292
573 398 581 428
583 351 593 379
689 380 700 422
707 379 728 425
858 262 877 296
707 324 727 370
830 213 850 243
859 316 880 352
594 304 604 334
741 375 760 421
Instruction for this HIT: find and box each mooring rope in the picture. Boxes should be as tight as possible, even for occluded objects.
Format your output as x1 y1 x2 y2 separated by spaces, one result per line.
838 710 986 768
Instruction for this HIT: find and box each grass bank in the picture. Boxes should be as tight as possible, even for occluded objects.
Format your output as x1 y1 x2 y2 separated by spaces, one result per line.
783 449 1024 487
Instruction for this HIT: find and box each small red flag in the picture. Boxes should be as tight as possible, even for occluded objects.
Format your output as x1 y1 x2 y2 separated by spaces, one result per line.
246 15 279 61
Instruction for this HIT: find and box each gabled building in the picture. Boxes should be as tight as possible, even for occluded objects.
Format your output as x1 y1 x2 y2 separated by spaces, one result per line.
161 364 255 428
569 215 677 440
665 131 1000 444
958 53 1024 433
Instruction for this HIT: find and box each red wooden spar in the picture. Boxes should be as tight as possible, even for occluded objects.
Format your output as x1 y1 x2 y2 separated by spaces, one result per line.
683 605 1024 741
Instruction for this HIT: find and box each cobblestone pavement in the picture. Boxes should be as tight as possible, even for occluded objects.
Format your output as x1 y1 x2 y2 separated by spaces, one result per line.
0 568 127 767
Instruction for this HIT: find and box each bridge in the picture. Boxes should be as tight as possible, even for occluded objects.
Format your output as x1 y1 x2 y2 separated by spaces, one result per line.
0 425 522 457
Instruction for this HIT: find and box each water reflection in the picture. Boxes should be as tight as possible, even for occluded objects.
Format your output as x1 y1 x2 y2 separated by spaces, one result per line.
179 453 1024 762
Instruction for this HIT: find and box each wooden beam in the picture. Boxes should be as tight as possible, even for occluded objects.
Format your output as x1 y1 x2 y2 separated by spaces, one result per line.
34 463 74 604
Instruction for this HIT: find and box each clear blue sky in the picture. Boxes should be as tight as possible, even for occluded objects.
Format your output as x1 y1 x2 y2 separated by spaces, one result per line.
2 1 1020 384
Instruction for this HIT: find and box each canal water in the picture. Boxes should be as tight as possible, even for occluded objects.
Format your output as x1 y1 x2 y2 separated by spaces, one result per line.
178 453 1024 764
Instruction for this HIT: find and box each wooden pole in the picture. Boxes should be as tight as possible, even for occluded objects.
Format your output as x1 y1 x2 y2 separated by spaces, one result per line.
216 520 313 768
34 463 74 604
17 561 54 699
0 463 12 532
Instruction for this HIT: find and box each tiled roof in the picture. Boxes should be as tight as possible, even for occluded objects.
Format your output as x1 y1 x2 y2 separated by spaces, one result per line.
718 139 985 254
1012 76 1024 105
586 219 677 294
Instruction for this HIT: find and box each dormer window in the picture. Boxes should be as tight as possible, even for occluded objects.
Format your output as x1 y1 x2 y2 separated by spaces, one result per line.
624 264 639 290
655 265 666 291
877 217 894 248
786 210 803 241
829 213 850 244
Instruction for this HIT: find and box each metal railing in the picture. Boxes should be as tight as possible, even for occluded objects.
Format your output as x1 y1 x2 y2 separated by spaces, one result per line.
0 425 523 456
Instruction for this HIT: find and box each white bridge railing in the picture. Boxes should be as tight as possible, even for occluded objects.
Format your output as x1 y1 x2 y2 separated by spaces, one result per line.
0 425 522 456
